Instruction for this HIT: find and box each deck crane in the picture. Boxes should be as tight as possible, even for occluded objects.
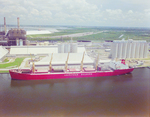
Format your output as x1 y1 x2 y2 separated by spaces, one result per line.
49 53 53 72
65 52 70 71
80 51 85 71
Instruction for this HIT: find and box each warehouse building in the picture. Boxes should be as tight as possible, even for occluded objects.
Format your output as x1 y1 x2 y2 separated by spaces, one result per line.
34 53 94 69
0 46 8 62
9 43 85 56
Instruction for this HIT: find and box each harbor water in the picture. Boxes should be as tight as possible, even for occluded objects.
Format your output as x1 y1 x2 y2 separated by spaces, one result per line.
0 68 150 117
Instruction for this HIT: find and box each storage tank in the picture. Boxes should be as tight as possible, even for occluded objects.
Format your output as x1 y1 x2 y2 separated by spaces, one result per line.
16 39 19 46
70 43 77 53
20 39 23 46
64 43 70 53
58 43 64 53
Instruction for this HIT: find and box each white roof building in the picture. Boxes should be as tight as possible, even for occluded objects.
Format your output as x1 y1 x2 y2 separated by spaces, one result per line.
0 46 8 62
9 45 86 55
33 53 94 69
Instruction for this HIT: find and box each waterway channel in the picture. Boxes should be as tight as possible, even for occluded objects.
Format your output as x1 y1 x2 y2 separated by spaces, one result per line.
0 68 149 117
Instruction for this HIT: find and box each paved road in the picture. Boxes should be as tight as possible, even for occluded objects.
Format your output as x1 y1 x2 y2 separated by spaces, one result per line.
28 31 103 39
19 58 31 69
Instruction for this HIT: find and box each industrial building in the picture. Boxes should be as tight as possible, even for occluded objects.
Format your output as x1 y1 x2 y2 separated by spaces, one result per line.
7 28 26 46
0 17 27 46
110 39 148 59
77 40 92 46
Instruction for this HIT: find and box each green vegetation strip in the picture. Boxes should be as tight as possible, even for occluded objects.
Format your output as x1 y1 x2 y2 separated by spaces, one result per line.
74 31 150 42
3 58 9 62
0 71 9 73
0 58 25 69
27 28 100 38
27 27 150 42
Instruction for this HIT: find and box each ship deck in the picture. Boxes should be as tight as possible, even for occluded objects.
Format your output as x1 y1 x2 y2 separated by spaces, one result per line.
11 69 114 74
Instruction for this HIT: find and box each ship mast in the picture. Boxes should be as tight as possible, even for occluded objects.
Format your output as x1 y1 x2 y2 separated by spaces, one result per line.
32 62 35 73
30 53 35 73
80 51 85 71
96 53 99 70
49 53 53 71
65 52 69 71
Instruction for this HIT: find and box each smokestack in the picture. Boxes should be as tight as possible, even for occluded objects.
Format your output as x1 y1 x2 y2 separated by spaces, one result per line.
4 17 7 35
17 17 20 29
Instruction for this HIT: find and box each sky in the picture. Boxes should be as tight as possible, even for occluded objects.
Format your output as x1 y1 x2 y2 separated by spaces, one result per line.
0 0 150 27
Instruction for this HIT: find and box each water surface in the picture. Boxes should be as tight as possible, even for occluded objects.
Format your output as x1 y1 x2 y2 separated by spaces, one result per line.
0 68 149 117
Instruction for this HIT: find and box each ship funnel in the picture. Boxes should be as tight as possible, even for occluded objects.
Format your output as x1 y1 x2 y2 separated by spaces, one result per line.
17 17 20 29
4 17 7 35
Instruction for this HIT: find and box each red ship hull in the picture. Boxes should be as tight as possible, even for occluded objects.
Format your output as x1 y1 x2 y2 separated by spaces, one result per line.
9 68 134 80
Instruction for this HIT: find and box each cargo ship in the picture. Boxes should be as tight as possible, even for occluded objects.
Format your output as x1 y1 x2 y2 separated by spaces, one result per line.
9 53 134 80
9 67 134 80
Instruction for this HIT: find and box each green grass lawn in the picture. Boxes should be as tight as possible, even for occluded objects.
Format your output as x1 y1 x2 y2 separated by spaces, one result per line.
0 57 25 69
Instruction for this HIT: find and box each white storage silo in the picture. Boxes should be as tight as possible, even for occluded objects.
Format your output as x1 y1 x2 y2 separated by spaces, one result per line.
143 42 148 58
64 43 70 53
117 41 123 58
122 41 128 58
110 42 113 55
126 41 132 58
111 39 148 59
135 42 140 58
139 41 145 58
110 42 114 59
70 43 77 53
58 43 64 53
111 42 118 59
130 42 136 58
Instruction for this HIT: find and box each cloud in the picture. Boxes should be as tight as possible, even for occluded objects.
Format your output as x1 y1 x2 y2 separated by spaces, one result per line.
121 0 150 5
144 9 150 16
106 9 122 15
0 0 150 27
127 10 133 14
31 9 39 16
